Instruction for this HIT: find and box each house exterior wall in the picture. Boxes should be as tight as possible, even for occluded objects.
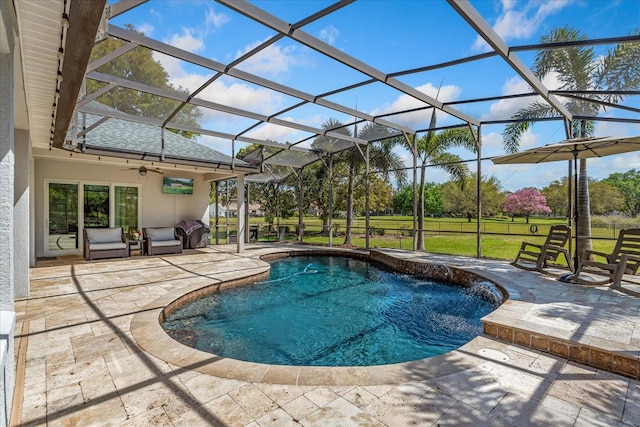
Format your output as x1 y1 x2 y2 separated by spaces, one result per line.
0 13 16 424
33 157 211 258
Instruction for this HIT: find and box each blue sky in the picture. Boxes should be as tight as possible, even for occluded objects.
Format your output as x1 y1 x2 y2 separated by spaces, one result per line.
110 0 640 191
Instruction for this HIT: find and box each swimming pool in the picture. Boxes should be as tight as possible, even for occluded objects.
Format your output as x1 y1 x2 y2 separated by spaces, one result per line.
161 255 501 366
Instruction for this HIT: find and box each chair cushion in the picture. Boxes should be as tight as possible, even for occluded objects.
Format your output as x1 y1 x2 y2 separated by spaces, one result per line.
87 228 122 244
146 227 175 241
152 239 181 247
89 242 126 250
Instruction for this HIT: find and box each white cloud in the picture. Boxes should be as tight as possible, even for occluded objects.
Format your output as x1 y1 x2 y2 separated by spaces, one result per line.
608 153 640 172
196 78 285 120
370 82 462 129
245 122 307 144
149 8 162 22
169 29 205 53
479 131 505 154
136 23 154 36
205 8 230 29
319 25 339 45
472 0 573 51
483 72 562 121
154 28 206 80
483 76 533 121
234 39 306 80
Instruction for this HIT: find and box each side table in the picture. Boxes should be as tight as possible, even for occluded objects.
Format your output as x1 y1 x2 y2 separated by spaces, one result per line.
129 239 145 256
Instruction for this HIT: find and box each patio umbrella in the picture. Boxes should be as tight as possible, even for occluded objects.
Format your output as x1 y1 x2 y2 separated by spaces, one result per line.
492 135 640 281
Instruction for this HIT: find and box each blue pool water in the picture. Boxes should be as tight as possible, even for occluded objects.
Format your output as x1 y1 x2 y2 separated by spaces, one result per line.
162 256 500 366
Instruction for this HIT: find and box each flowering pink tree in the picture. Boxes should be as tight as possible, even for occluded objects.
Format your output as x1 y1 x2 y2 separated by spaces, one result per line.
501 187 551 223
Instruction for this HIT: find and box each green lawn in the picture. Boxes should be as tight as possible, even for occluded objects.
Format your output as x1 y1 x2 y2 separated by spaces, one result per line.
231 215 620 262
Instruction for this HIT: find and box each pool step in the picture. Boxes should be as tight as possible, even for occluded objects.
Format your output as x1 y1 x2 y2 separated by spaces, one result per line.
482 318 639 380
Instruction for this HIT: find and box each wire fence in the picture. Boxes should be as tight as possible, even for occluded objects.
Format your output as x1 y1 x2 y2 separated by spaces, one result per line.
211 218 634 245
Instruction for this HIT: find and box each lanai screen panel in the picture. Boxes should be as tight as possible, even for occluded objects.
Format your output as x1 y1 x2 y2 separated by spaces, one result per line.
70 0 639 180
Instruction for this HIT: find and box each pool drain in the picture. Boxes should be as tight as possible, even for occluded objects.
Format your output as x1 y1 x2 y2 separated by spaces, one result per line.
478 348 510 362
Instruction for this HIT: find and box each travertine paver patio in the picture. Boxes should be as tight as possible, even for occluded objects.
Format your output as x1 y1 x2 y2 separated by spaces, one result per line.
13 244 640 426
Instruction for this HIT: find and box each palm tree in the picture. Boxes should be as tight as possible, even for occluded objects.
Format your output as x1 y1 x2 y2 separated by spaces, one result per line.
409 108 477 250
314 119 406 246
502 26 640 259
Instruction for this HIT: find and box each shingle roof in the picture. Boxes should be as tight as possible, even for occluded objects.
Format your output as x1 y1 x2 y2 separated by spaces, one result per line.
75 101 252 168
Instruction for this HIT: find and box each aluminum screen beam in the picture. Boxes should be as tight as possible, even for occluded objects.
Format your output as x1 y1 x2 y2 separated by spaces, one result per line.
87 71 373 146
86 42 137 74
107 24 416 136
108 0 148 19
448 0 573 122
217 0 480 127
77 103 310 152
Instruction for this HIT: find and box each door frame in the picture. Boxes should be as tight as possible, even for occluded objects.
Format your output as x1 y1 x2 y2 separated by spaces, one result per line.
44 179 142 256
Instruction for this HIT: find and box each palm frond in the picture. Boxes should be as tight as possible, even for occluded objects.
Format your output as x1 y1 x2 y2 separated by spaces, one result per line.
598 30 640 103
369 140 408 188
429 152 469 187
534 26 594 90
501 102 555 153
433 128 477 154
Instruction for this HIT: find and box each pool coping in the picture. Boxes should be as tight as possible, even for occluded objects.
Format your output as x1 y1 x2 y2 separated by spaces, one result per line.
131 247 516 385
130 247 640 385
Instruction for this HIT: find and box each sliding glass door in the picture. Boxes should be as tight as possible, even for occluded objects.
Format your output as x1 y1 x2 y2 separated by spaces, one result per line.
47 182 79 253
45 180 140 256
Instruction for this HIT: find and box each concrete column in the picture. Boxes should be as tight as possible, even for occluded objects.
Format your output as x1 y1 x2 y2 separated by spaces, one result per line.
14 130 29 297
29 155 35 266
236 174 245 253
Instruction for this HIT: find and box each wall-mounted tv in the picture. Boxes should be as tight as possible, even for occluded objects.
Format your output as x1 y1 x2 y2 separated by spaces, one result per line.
162 177 194 195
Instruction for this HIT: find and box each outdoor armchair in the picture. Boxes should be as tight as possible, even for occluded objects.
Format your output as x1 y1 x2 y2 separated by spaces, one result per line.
143 227 183 256
83 227 129 261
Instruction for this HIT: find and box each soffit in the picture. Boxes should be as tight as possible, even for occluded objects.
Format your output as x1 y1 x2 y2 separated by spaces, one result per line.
14 1 64 144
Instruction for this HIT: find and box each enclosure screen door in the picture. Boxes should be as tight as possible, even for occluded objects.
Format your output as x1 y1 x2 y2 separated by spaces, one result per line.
48 183 79 252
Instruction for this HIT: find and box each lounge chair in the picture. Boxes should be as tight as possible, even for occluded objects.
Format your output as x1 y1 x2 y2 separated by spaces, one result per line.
575 228 640 286
143 227 183 256
512 224 572 273
83 227 129 261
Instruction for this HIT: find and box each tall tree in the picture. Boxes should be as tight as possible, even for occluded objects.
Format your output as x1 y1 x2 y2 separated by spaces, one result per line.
588 181 624 215
88 25 202 138
605 169 640 217
441 174 503 219
541 178 570 216
352 174 394 214
502 26 640 259
542 176 624 216
393 183 443 216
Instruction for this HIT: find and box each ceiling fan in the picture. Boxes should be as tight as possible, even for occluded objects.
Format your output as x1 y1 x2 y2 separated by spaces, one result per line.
121 165 164 176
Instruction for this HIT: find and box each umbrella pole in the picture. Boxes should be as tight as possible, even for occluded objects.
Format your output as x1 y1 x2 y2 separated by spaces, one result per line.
559 149 580 283
572 150 579 275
